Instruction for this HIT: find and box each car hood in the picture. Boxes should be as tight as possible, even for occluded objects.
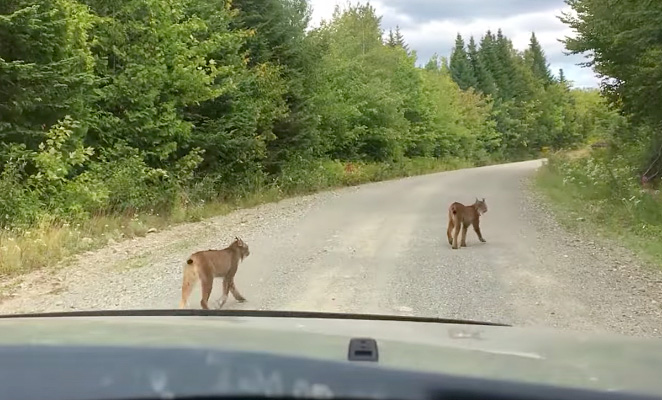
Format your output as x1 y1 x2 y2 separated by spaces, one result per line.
0 311 660 396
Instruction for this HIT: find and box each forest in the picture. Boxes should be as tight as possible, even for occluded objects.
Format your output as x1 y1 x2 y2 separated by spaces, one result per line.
0 0 609 272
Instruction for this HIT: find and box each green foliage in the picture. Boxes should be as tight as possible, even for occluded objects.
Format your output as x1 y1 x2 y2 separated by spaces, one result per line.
445 28 600 158
424 53 441 72
0 0 608 274
524 33 554 87
415 67 498 160
562 0 662 182
467 36 496 96
449 34 477 91
562 0 662 126
81 0 236 167
229 0 320 170
0 150 42 229
533 0 662 266
558 68 567 84
386 26 408 53
0 116 101 226
0 0 95 150
310 4 408 162
537 152 662 264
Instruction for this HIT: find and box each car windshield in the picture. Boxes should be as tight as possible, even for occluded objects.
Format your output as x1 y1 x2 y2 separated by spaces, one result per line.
0 0 661 339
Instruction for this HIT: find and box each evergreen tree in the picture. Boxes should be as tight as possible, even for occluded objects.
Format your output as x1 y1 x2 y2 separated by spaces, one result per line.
0 0 95 150
525 32 554 86
386 28 396 47
478 31 502 97
183 0 289 181
467 35 496 95
492 29 519 100
394 25 408 52
449 33 477 90
558 68 571 91
229 0 320 170
386 25 409 53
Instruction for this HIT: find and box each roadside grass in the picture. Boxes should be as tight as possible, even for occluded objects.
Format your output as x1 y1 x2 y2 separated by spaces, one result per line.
0 157 479 277
535 153 662 268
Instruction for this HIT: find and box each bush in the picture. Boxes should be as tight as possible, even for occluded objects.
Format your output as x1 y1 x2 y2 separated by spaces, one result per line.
0 161 43 230
276 158 343 195
540 152 662 251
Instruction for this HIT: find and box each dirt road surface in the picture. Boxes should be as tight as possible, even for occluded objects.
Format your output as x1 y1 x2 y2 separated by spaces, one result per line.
1 160 661 337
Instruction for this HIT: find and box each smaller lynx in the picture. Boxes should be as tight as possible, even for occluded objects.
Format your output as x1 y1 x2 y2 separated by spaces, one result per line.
447 198 488 249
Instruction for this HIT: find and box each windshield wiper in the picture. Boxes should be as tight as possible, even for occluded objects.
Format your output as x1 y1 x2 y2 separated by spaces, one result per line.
0 309 510 327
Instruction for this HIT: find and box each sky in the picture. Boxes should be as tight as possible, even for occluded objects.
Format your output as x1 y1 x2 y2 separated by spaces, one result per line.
307 0 599 88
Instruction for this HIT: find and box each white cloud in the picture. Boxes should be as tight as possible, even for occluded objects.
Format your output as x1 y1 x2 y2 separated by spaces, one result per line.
308 0 339 26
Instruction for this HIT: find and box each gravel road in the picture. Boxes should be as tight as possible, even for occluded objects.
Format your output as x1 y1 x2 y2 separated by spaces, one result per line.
1 160 661 337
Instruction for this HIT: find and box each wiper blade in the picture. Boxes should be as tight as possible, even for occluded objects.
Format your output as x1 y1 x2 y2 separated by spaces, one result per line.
0 309 510 327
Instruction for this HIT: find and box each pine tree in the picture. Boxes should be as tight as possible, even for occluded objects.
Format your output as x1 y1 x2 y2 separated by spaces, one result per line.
227 0 320 168
229 0 310 68
393 25 409 52
491 29 521 100
386 25 409 53
478 31 502 97
0 0 95 149
467 36 496 96
556 69 572 95
386 28 396 47
525 32 554 86
449 33 477 90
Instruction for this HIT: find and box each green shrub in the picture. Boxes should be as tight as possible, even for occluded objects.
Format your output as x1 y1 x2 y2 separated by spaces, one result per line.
538 152 662 263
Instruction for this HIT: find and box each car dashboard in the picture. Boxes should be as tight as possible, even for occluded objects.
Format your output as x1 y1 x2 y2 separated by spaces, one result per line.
0 343 659 400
